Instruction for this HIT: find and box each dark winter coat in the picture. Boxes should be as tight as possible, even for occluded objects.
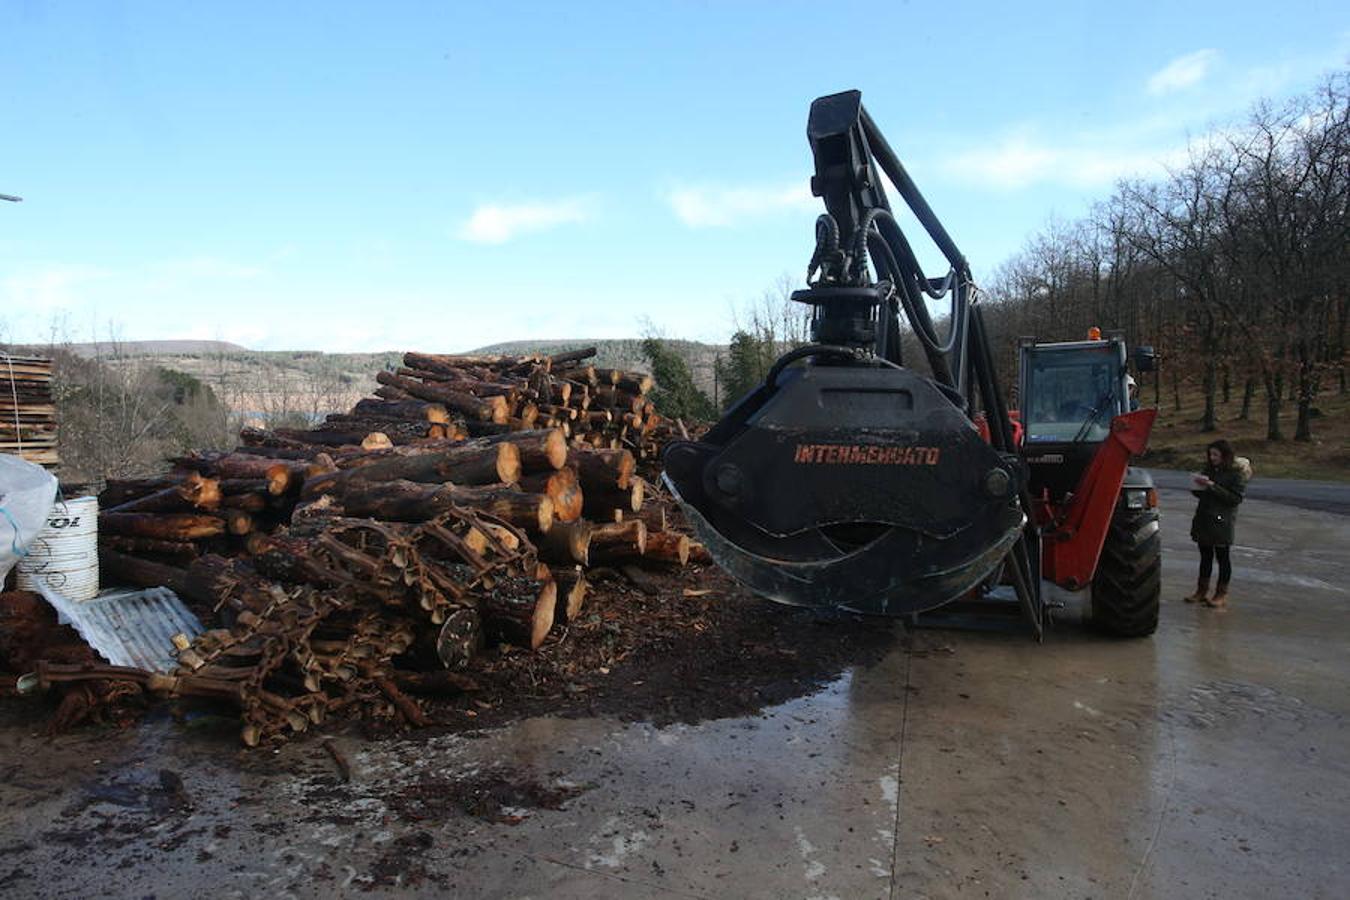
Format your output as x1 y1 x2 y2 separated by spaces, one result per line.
1190 462 1247 547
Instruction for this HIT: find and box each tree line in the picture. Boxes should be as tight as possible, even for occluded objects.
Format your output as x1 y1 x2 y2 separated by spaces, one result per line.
983 73 1348 442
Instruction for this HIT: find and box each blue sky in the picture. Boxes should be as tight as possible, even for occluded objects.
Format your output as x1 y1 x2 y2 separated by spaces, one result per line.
1 1 1346 351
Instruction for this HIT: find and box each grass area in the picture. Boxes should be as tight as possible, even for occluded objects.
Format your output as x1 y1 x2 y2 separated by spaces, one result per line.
1140 382 1350 482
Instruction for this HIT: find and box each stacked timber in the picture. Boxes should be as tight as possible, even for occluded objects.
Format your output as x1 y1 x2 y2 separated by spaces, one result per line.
249 347 673 464
0 354 58 469
73 348 708 745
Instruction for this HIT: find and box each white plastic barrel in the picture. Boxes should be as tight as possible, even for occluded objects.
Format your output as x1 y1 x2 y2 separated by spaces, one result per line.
16 496 99 601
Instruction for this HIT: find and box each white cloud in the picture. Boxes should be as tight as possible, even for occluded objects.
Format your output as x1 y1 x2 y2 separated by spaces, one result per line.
665 182 815 227
1147 49 1220 95
456 198 591 244
1 257 262 314
942 130 1191 191
2 264 109 311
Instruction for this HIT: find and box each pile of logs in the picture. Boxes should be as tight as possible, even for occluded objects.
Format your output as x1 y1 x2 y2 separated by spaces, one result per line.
0 354 58 470
255 347 684 466
66 348 707 745
30 508 552 744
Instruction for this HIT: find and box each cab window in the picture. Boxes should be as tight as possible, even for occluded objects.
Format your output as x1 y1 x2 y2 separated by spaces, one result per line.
1023 348 1121 443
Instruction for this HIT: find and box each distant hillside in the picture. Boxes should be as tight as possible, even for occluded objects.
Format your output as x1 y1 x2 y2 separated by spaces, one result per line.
9 337 726 424
60 339 251 357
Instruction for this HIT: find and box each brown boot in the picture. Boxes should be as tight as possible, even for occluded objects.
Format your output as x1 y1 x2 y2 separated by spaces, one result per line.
1204 585 1229 609
1183 578 1209 604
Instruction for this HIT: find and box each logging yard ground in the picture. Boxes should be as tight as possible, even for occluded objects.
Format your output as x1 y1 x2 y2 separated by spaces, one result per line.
1 479 1348 898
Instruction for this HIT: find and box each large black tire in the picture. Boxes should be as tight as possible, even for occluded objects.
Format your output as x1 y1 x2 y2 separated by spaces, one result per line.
1091 506 1161 637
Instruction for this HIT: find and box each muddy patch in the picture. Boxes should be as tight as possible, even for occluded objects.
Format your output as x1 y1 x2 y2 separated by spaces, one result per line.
389 765 588 825
367 830 446 890
409 567 899 735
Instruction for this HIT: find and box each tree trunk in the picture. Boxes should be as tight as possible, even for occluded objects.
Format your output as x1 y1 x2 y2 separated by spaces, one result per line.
582 480 643 520
307 421 449 444
315 479 554 533
478 577 557 650
99 535 200 559
99 476 187 508
105 474 223 514
1295 398 1313 441
548 566 588 624
642 532 691 566
373 384 413 402
1238 377 1254 421
471 429 568 471
350 398 451 423
98 549 191 595
214 509 255 536
1263 372 1283 442
457 488 553 534
638 503 668 534
588 520 647 564
571 447 636 491
221 491 268 513
396 367 520 400
302 441 521 497
171 453 304 495
549 346 598 365
1201 360 1217 432
518 468 583 523
1295 359 1315 442
100 513 226 540
375 371 509 423
536 520 592 566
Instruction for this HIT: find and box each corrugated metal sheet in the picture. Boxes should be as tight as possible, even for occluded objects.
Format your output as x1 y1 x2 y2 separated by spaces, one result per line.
35 583 203 672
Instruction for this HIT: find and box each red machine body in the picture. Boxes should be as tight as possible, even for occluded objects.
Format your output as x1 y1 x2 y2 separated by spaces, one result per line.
1035 409 1157 590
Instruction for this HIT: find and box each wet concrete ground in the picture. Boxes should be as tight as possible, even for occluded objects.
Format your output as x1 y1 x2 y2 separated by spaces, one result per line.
1 485 1347 899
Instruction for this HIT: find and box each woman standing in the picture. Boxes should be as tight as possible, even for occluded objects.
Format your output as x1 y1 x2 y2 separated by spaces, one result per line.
1183 439 1249 609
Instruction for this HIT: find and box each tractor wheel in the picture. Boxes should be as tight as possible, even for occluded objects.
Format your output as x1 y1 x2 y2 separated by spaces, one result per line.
1090 506 1161 637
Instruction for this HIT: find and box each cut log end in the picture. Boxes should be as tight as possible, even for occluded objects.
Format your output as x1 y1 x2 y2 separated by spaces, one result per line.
361 432 393 451
495 443 522 485
530 581 558 649
643 531 691 566
265 463 293 496
542 428 567 469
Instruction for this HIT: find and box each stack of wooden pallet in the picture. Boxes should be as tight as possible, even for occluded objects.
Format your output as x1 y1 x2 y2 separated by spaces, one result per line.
0 354 58 469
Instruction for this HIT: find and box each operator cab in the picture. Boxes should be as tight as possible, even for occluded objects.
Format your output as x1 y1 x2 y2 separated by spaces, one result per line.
1018 330 1148 500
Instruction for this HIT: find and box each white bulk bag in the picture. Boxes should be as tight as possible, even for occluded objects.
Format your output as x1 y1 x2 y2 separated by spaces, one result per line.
0 454 60 583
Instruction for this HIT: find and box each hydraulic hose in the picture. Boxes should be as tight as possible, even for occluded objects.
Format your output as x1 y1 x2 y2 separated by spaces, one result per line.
859 213 961 388
807 215 843 282
763 343 858 387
